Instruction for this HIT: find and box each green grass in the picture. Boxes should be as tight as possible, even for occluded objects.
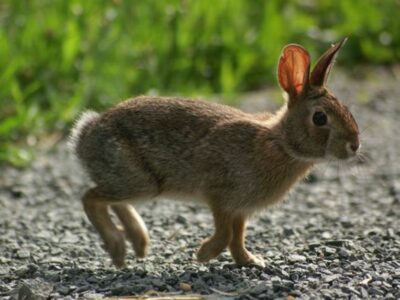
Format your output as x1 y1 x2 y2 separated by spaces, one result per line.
1 0 399 165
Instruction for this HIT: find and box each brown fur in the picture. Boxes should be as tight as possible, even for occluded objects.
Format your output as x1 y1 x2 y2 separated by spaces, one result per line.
70 39 359 267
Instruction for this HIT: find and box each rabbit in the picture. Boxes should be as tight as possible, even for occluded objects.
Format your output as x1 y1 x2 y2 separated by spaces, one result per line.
69 38 360 268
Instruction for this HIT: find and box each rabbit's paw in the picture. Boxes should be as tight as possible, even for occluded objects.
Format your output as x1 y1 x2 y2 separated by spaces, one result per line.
196 239 225 263
234 251 265 268
103 231 127 268
242 254 265 268
129 233 149 258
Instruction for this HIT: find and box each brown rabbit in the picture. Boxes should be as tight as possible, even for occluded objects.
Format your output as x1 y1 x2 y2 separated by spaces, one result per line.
70 39 360 268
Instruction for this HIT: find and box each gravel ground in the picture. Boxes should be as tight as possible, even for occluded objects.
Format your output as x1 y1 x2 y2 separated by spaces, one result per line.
1 68 399 299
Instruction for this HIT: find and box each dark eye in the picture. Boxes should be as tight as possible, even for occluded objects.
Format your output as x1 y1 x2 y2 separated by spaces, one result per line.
312 111 327 126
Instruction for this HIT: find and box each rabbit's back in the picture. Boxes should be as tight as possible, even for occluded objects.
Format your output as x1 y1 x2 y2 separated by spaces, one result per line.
74 97 265 201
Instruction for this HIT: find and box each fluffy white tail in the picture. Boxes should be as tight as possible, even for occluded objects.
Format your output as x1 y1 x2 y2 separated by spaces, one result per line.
68 110 99 153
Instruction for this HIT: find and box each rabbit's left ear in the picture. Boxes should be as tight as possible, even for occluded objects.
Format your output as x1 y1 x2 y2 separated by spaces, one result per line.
278 44 310 98
310 38 347 86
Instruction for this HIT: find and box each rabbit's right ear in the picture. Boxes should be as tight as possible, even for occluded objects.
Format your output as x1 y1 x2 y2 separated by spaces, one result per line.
310 38 347 87
278 44 310 101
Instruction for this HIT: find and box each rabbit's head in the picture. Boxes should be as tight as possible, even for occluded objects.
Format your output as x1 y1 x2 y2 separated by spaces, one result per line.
277 38 360 161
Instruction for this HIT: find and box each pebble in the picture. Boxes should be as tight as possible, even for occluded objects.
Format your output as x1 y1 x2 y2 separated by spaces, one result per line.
385 293 396 300
151 279 165 288
369 287 384 296
283 226 296 237
15 266 30 277
179 282 191 291
341 286 360 296
321 232 333 239
325 240 353 247
323 246 337 255
176 215 187 224
288 254 307 263
323 274 341 283
338 248 351 258
360 287 369 298
386 228 395 239
271 276 281 285
251 283 269 295
307 277 320 288
16 249 30 259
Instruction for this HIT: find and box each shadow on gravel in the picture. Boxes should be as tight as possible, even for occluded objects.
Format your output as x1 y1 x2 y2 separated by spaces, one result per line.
12 263 276 299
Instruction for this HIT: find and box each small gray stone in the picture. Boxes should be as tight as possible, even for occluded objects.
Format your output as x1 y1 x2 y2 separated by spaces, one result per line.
340 219 354 228
16 249 30 259
271 276 281 285
151 278 165 288
283 226 296 237
288 254 307 263
323 274 341 283
251 283 269 295
369 287 384 296
384 293 396 300
307 277 320 288
17 284 34 300
176 215 187 224
110 285 125 295
342 286 360 295
339 248 351 258
321 232 333 239
15 266 30 277
323 246 337 255
325 240 353 247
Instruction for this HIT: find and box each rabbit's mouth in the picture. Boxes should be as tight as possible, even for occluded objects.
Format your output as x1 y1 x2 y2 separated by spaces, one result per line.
326 143 361 161
324 131 360 161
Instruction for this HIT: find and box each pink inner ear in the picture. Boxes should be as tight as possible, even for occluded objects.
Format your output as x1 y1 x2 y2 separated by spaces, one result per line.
294 82 303 93
278 45 310 96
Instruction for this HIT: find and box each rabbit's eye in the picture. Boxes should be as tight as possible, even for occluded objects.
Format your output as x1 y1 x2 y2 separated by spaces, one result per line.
312 111 327 126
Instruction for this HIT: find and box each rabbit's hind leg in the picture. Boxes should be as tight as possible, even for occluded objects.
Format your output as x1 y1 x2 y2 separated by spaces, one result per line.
111 204 149 258
197 210 233 263
229 214 265 267
82 188 126 268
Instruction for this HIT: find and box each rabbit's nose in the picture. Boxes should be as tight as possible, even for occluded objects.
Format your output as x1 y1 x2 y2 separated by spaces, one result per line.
346 141 360 155
350 142 360 152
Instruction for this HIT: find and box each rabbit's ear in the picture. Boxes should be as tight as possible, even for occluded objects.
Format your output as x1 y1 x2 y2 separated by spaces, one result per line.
278 44 310 99
310 38 347 86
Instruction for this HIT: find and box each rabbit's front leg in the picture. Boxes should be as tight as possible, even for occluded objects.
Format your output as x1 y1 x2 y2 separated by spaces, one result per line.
82 188 127 268
229 214 265 267
197 210 233 263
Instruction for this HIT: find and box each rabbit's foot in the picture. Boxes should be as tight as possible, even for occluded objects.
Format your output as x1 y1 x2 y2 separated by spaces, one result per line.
102 230 127 268
116 221 148 258
129 233 149 258
197 238 227 263
240 254 265 267
111 204 150 258
232 249 265 267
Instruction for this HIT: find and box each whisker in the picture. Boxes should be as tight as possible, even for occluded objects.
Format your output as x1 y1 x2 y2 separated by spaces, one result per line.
335 160 341 181
356 152 370 164
360 124 374 135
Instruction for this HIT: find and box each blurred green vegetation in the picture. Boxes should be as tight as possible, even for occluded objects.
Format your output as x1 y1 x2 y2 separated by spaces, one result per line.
1 0 399 165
